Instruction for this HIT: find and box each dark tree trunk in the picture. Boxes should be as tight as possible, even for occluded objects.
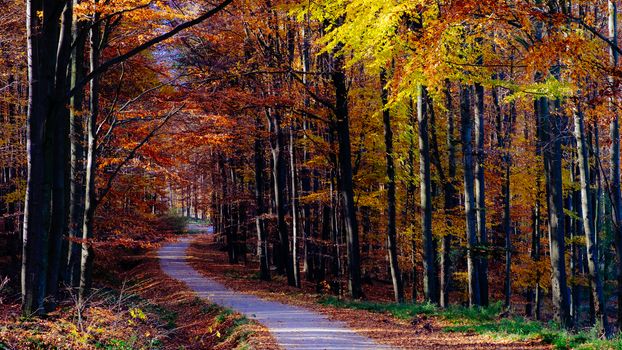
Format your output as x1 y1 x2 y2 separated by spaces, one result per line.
254 117 270 281
473 83 488 306
430 80 458 308
418 85 438 304
22 0 62 316
380 69 404 303
267 108 295 286
47 1 73 308
539 94 572 328
461 85 480 307
607 0 622 332
332 58 363 299
67 2 86 287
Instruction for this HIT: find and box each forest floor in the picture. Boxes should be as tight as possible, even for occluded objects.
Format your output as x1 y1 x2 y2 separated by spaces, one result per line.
180 225 555 350
0 221 279 350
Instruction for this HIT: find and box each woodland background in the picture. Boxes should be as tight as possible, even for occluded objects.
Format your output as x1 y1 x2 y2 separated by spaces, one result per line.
2 0 622 347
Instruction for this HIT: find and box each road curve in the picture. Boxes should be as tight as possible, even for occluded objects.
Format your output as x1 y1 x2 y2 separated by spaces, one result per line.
158 234 392 350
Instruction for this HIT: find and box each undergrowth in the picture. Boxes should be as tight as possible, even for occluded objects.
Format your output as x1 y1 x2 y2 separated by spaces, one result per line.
319 297 622 349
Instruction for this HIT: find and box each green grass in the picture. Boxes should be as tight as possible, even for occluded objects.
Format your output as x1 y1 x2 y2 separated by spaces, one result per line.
319 296 437 319
318 297 621 349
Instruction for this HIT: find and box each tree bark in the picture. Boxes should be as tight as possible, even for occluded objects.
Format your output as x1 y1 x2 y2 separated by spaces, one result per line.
473 83 488 306
380 68 404 303
441 81 457 308
267 108 296 286
22 0 61 316
254 117 270 281
418 85 438 304
79 16 100 305
47 1 73 308
539 94 572 328
290 118 301 288
332 57 363 299
573 104 610 336
461 85 481 307
608 0 622 332
67 0 86 287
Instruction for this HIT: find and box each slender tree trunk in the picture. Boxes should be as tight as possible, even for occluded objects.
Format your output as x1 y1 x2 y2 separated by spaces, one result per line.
380 69 404 303
460 87 481 306
461 85 480 307
473 83 488 306
407 97 417 302
498 95 515 309
573 105 610 336
290 119 301 288
254 117 270 281
418 85 438 304
571 154 584 324
67 6 86 287
332 56 363 299
300 19 313 281
608 0 622 332
532 202 542 320
79 17 100 305
441 81 457 308
539 94 572 328
229 167 239 264
267 108 296 286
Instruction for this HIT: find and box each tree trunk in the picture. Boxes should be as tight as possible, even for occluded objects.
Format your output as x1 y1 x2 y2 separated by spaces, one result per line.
573 105 610 336
532 202 542 320
407 97 417 302
473 83 488 306
332 57 363 299
67 1 86 287
267 108 295 286
539 94 572 328
441 81 457 308
79 17 100 305
461 85 481 307
418 85 438 304
290 119 301 287
22 0 61 316
47 1 73 308
608 0 622 332
254 117 270 281
380 68 404 303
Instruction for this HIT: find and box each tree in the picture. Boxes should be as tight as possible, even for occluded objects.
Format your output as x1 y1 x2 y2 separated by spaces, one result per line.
380 68 404 303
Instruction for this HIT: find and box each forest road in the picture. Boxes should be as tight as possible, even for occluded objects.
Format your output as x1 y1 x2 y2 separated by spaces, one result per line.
158 228 394 350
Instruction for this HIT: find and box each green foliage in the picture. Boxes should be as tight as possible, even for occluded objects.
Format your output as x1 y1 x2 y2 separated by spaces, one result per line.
320 297 622 349
161 214 190 234
441 302 502 323
215 309 234 324
505 77 575 102
97 338 135 350
319 296 437 319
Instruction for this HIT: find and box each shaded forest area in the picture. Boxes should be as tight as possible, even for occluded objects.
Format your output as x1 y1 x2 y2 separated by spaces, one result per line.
4 0 622 348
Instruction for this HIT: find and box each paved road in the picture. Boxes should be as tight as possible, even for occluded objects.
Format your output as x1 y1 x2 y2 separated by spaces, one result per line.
158 233 391 350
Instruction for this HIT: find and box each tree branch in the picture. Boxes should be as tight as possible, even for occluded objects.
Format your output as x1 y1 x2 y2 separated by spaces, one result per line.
71 0 233 97
96 105 184 204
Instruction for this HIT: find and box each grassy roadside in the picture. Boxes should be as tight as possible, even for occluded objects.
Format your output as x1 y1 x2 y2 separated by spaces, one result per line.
319 297 622 350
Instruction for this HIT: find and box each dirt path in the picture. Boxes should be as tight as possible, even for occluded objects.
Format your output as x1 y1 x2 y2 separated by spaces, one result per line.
158 233 392 350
